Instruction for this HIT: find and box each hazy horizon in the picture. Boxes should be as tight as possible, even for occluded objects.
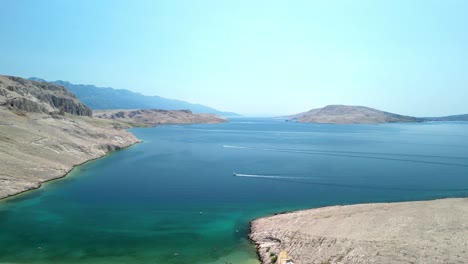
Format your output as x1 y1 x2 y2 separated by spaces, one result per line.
1 0 467 116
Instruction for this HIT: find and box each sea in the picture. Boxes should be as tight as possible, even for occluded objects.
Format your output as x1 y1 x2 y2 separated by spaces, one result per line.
1 118 468 263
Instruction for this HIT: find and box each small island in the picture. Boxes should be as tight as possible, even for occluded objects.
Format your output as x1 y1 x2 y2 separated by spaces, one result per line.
288 105 468 124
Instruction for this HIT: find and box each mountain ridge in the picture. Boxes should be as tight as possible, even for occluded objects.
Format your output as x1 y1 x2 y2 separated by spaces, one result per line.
29 77 240 116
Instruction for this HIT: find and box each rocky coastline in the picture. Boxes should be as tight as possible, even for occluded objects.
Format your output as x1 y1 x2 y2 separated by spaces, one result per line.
250 198 468 264
0 75 226 200
0 110 141 200
0 139 141 201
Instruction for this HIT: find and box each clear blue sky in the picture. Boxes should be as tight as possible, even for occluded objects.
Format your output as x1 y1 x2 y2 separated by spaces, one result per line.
1 0 467 116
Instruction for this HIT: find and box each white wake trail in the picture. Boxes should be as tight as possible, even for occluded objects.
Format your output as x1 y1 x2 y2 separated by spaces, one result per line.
234 174 318 180
223 145 249 149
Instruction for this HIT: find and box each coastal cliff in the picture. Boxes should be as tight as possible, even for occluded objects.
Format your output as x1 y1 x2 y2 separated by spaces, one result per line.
250 198 468 264
1 76 92 116
0 75 139 199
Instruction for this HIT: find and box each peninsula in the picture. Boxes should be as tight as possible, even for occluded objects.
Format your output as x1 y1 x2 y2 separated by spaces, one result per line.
250 198 468 264
0 75 226 199
93 109 226 126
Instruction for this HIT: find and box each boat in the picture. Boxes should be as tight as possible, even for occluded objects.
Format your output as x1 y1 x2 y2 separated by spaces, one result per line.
233 172 237 176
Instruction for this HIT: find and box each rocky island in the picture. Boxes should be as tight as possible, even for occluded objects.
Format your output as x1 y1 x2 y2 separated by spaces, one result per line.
250 198 468 264
288 105 468 124
0 75 226 199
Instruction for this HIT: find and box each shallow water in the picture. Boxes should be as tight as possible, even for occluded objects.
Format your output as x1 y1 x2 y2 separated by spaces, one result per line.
1 118 468 263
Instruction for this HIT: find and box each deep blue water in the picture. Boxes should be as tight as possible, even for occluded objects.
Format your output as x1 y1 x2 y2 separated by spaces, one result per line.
0 118 467 263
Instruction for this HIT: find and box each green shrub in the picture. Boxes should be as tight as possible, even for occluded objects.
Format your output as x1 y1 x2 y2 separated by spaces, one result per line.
270 253 277 263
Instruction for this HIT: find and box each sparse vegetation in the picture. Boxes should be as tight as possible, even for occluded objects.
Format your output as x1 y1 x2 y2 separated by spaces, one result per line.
270 253 277 263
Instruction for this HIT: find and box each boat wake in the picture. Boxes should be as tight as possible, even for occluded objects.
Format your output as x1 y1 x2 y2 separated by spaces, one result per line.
233 173 318 180
233 172 468 192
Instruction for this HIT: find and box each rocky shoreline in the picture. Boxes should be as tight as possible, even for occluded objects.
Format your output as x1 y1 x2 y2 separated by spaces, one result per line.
0 139 140 201
0 110 141 200
250 198 468 264
0 75 227 200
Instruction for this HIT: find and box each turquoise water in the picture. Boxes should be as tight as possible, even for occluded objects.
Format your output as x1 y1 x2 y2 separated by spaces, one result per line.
1 118 468 263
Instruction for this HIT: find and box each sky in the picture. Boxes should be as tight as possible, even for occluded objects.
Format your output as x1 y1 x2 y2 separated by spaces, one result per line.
1 0 467 116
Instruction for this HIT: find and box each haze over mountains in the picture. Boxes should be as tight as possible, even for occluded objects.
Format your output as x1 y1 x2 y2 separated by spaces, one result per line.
289 105 468 124
28 78 239 117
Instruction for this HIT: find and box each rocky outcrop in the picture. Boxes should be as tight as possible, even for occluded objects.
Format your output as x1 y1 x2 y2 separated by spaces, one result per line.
250 198 468 264
0 75 92 116
93 109 227 126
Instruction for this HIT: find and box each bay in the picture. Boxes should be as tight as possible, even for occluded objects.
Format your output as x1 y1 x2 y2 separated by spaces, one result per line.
1 118 468 263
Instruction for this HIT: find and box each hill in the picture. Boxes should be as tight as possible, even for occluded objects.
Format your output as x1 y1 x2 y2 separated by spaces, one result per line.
288 105 422 124
29 78 239 116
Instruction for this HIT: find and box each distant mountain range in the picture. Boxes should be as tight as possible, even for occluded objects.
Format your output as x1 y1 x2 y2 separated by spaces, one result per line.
28 78 240 116
288 105 468 124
